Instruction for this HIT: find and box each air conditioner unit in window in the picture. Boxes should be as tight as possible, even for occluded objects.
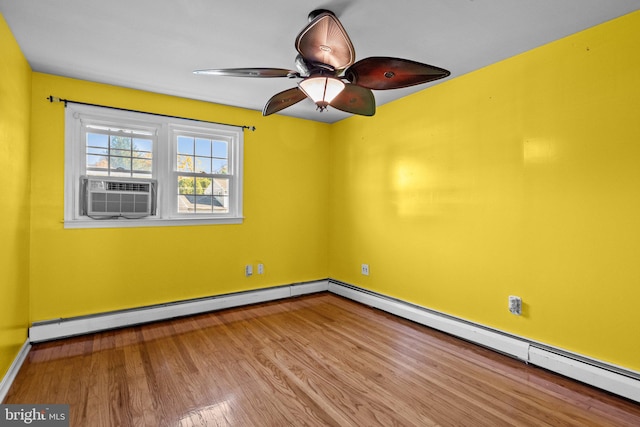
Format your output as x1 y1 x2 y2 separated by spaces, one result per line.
81 176 157 218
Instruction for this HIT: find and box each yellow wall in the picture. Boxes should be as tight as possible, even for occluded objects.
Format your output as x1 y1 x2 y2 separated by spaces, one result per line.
3 8 639 382
329 11 640 371
29 74 330 321
0 14 31 378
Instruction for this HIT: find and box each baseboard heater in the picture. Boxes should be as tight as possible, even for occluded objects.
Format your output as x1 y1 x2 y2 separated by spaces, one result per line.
29 280 329 343
327 280 640 403
26 279 639 403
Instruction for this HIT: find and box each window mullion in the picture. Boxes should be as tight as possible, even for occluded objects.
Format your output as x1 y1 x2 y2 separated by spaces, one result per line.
156 123 171 218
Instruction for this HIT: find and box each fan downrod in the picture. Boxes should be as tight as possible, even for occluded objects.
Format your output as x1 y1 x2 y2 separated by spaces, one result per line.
308 9 335 21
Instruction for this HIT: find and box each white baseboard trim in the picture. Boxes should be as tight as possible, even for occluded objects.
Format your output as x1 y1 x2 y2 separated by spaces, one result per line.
328 281 640 403
0 339 31 403
29 280 329 343
25 278 640 403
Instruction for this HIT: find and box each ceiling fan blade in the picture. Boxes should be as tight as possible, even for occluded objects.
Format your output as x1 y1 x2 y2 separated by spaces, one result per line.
345 57 450 90
194 68 299 78
263 87 307 116
330 84 376 116
295 11 355 71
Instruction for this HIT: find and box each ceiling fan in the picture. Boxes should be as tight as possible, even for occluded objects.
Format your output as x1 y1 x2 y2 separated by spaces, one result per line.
194 9 450 117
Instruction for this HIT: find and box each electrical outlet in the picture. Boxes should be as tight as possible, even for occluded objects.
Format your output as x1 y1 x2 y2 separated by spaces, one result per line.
257 263 264 274
508 295 522 315
245 265 253 277
361 264 369 276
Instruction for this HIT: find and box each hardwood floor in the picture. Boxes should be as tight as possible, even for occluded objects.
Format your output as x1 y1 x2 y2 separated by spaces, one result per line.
5 293 640 426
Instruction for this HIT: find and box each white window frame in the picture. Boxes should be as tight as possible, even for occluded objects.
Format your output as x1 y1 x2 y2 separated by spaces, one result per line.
64 103 244 228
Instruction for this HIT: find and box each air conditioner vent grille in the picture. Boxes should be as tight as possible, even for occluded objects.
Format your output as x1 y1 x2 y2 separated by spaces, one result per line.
81 176 156 218
106 181 150 192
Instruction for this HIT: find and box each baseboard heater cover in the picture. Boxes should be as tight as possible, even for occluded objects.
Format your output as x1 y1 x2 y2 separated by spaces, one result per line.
25 278 639 403
29 280 329 343
528 346 640 403
328 281 530 361
328 280 640 403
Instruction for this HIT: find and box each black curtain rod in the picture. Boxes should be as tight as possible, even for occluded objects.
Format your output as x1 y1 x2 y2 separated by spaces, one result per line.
47 96 256 132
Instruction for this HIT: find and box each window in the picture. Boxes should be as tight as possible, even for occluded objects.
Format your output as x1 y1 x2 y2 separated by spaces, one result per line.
172 128 233 215
85 126 154 178
64 103 243 228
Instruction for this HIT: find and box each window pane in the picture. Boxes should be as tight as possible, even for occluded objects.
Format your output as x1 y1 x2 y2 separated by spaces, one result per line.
133 159 152 172
212 178 229 195
213 195 229 212
213 141 228 158
110 136 131 150
133 138 153 152
212 178 229 213
195 157 212 174
195 177 212 195
178 176 195 195
87 155 108 170
213 159 228 174
87 133 108 148
177 195 192 213
195 195 213 213
195 138 211 156
110 157 131 172
177 136 194 154
177 155 194 172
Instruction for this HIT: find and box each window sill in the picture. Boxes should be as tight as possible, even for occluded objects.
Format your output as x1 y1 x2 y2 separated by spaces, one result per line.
63 216 244 229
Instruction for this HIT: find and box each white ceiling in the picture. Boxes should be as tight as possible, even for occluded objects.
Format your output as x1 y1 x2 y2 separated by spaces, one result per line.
1 0 638 123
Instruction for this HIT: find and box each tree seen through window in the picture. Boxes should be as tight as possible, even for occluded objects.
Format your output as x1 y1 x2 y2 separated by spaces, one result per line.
86 132 153 177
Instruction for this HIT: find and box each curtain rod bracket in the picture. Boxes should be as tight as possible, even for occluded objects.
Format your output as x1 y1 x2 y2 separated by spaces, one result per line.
47 95 67 106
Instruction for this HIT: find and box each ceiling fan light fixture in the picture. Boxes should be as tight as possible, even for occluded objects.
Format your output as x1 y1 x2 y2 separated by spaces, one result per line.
298 76 345 111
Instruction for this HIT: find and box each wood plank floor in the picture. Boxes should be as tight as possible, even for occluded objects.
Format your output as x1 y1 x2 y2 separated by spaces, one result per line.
4 293 640 426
